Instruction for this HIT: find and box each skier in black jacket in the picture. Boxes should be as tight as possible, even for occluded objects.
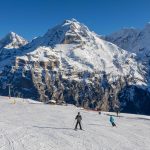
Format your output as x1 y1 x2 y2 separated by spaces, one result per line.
75 112 82 130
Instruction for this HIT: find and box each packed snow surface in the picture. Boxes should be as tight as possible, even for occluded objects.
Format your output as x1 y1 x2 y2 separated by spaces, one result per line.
0 96 150 150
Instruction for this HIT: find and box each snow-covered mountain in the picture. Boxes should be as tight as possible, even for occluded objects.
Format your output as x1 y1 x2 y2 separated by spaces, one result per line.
105 23 150 60
0 32 28 61
0 19 149 115
18 19 144 77
0 32 28 49
105 23 150 90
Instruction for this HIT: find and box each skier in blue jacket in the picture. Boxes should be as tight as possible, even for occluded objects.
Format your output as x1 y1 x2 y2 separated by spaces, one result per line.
110 115 116 127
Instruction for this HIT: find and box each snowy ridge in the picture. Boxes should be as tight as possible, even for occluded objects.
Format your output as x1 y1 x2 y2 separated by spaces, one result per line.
37 18 98 46
0 32 28 49
105 23 150 60
105 22 150 87
0 32 28 62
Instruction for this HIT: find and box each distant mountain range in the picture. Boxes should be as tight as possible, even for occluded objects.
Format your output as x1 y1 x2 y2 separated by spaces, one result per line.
105 22 150 91
0 19 150 115
105 23 150 59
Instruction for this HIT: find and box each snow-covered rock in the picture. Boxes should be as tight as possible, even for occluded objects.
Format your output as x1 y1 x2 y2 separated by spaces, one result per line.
0 32 28 61
0 32 28 49
105 22 150 89
17 19 145 78
105 23 150 60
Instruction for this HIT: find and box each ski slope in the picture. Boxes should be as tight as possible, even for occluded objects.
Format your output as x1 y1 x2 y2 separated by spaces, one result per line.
0 96 150 150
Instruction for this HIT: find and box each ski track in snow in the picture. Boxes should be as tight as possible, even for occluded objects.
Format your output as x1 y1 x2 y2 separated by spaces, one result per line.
0 96 150 150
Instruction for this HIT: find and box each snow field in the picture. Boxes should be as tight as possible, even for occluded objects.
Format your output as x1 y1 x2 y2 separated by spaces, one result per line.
0 96 150 150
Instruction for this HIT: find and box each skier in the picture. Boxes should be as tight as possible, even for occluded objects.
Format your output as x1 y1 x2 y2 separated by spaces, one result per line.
98 111 101 115
97 108 101 115
109 115 116 127
75 112 82 130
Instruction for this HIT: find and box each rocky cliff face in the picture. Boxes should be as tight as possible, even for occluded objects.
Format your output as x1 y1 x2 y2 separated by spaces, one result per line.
0 19 149 115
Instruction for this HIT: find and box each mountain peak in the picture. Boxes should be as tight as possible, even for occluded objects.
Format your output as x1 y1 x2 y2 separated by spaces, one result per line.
0 32 28 49
63 18 79 24
37 19 95 46
5 31 25 41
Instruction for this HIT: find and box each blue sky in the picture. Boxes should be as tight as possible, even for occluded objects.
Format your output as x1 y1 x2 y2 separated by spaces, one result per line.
0 0 150 40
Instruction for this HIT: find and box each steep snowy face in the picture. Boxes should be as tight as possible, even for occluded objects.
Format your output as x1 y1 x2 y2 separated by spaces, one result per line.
105 23 150 59
105 28 140 53
0 32 28 49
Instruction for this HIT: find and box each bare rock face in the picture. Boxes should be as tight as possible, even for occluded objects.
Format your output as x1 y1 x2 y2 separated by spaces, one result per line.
0 19 150 115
